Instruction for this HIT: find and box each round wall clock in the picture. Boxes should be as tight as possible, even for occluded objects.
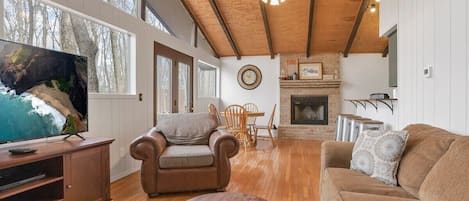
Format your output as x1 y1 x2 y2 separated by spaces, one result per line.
238 65 262 90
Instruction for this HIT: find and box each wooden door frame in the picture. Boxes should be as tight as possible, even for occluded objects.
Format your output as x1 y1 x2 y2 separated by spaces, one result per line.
153 42 194 126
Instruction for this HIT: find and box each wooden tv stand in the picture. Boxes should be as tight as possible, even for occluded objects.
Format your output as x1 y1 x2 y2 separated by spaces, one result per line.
0 138 114 201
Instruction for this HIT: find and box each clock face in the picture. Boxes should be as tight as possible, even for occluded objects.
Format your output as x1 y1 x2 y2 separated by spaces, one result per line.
237 65 262 90
242 70 257 85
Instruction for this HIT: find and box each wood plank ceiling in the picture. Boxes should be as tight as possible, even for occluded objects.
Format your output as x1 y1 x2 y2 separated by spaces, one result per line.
181 0 387 58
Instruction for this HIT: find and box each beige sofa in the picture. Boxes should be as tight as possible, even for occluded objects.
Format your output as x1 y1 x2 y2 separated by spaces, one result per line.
320 124 469 201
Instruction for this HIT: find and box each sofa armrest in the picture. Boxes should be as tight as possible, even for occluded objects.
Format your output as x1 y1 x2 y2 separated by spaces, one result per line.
209 129 239 189
321 141 354 171
129 128 167 194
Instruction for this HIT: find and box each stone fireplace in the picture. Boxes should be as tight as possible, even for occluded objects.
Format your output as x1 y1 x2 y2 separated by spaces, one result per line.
278 53 341 140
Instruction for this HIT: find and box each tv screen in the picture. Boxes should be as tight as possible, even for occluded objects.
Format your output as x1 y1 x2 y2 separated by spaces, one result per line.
0 39 88 143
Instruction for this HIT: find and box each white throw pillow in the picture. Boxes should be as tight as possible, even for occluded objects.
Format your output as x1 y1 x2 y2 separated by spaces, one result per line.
350 130 409 186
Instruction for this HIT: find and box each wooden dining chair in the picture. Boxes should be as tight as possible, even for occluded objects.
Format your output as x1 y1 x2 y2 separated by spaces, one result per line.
254 104 276 146
208 103 225 128
243 103 258 136
224 105 249 146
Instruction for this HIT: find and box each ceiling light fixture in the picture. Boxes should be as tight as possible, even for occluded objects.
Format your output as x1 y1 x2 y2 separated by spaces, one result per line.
375 0 380 2
262 0 286 6
370 4 377 13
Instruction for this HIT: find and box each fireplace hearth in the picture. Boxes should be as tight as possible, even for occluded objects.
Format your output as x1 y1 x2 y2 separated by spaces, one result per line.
291 95 328 125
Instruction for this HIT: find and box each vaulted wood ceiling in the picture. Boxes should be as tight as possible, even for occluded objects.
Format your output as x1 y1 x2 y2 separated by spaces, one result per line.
181 0 387 58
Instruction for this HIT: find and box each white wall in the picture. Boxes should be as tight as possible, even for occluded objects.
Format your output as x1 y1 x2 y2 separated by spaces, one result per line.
379 0 398 37
17 0 220 181
340 54 397 129
397 0 469 135
340 54 392 111
220 56 280 127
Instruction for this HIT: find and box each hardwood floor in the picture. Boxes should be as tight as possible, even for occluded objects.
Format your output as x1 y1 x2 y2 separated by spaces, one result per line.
111 139 322 201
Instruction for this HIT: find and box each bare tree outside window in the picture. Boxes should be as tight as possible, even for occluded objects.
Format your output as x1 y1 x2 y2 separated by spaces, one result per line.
104 0 137 16
198 62 217 98
3 0 132 94
145 6 170 35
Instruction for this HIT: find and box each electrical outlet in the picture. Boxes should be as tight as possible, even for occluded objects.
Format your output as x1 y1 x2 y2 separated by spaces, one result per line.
424 65 432 78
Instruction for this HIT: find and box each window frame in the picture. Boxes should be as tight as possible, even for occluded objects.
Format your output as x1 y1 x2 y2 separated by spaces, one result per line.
142 0 176 36
3 0 137 96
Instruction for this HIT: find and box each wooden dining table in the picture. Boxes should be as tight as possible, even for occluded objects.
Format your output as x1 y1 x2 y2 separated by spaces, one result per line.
220 111 265 146
219 111 265 117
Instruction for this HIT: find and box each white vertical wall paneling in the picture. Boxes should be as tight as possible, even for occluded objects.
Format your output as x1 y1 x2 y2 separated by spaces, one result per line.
450 0 467 133
397 0 469 135
466 0 469 135
397 0 410 128
433 0 451 129
422 0 435 125
415 0 424 122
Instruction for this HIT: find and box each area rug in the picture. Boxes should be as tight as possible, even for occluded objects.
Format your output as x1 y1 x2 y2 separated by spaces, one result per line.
187 192 266 201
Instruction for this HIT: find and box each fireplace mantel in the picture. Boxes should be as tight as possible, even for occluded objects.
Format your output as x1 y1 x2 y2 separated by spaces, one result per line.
280 80 341 88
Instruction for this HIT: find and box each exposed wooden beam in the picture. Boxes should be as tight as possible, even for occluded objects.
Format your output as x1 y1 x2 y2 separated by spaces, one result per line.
306 0 316 58
343 0 370 57
382 45 389 57
194 25 198 48
180 0 220 58
208 0 241 60
140 0 146 20
259 1 274 59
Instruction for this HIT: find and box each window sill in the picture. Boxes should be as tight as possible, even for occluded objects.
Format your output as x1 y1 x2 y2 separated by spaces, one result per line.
89 93 138 100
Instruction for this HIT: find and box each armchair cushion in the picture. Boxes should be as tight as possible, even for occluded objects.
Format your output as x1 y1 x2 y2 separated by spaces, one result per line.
156 113 217 145
159 145 214 169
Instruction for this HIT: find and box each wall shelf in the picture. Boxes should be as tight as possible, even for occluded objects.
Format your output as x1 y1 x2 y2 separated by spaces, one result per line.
345 98 398 114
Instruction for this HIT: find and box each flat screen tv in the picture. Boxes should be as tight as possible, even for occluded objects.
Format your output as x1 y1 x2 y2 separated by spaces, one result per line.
0 39 88 143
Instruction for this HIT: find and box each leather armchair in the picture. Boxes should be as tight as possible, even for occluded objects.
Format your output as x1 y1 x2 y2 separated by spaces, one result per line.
130 128 239 197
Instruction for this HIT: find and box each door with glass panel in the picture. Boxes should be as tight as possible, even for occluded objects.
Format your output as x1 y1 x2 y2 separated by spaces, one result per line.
154 42 193 125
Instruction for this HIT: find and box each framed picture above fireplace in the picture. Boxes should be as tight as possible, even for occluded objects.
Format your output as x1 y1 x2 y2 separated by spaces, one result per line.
299 62 323 80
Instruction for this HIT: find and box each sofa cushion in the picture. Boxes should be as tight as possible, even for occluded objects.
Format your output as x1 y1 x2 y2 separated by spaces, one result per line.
159 145 214 169
338 192 419 201
351 130 409 185
397 124 456 197
321 168 416 201
156 112 217 145
419 137 469 201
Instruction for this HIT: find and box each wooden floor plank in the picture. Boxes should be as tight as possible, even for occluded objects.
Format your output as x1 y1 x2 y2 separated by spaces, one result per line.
111 139 322 201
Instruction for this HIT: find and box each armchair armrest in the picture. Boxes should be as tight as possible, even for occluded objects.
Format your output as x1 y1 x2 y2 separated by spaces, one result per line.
129 128 167 194
209 129 239 158
321 141 354 171
130 128 167 161
208 129 239 189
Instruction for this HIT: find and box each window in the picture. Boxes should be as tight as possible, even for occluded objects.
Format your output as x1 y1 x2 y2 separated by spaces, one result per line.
103 0 137 16
3 0 133 94
197 61 217 98
145 3 171 35
154 42 193 124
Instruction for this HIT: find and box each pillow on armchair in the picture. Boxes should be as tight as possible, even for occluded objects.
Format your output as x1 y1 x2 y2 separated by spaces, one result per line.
156 112 218 145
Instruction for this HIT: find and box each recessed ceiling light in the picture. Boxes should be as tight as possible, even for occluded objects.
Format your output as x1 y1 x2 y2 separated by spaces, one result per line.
370 4 377 13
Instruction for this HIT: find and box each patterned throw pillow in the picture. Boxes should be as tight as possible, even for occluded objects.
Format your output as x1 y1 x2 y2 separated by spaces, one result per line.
350 130 409 186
